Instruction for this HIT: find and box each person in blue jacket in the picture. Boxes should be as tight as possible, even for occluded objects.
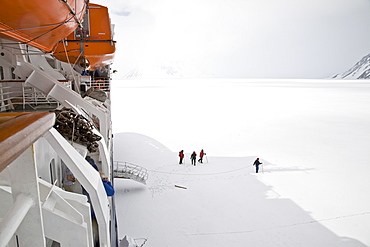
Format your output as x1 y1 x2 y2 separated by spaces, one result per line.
86 156 99 171
102 176 115 196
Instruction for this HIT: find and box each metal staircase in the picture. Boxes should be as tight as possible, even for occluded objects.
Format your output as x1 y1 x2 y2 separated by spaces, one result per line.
22 84 59 109
113 161 148 184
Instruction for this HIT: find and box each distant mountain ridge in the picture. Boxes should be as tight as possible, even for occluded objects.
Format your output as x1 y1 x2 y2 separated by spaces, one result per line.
332 53 370 79
123 54 370 79
123 62 185 79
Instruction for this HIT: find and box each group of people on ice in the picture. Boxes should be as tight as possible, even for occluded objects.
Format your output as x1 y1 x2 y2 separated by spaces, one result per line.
179 149 206 166
179 150 263 172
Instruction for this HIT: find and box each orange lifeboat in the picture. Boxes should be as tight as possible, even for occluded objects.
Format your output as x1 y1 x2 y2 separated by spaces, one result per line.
52 3 116 70
0 0 87 52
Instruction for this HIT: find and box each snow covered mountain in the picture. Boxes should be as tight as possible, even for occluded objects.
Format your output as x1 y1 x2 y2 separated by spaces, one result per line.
332 53 370 79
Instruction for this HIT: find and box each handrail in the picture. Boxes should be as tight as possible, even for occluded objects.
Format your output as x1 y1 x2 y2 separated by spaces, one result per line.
113 161 148 184
89 78 110 92
0 112 55 171
0 81 60 111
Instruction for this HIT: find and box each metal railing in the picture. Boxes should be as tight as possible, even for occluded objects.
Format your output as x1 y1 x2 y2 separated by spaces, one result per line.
85 77 110 92
0 80 60 111
113 161 148 184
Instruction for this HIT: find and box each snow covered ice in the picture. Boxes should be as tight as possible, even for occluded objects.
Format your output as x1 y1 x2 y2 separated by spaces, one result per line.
112 79 370 246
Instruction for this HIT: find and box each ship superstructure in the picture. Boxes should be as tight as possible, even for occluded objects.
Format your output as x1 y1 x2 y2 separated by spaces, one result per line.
0 1 117 246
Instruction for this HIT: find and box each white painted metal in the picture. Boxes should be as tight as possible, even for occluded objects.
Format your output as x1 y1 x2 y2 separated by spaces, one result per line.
38 179 94 247
43 189 85 224
1 36 115 247
63 100 110 177
44 128 111 247
11 50 110 144
33 137 60 185
42 189 90 247
6 146 46 247
22 64 110 145
0 186 12 210
0 194 33 247
97 134 111 179
24 44 66 81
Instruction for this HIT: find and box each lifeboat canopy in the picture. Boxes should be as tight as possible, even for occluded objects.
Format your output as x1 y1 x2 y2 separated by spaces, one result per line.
52 3 116 71
0 0 86 52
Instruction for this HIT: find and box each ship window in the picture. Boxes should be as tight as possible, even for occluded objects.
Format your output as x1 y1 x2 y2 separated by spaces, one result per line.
11 67 16 79
49 159 59 186
46 57 56 69
46 238 61 247
0 66 3 80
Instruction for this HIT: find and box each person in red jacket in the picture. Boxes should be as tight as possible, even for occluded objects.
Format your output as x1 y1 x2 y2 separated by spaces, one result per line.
179 150 184 164
198 149 206 163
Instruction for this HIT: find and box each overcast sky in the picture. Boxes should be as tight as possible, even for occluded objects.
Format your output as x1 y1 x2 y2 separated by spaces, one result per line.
94 0 370 79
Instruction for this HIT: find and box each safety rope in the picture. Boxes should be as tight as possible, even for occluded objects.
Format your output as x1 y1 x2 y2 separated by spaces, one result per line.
33 17 76 43
0 18 73 50
61 39 81 87
0 21 75 34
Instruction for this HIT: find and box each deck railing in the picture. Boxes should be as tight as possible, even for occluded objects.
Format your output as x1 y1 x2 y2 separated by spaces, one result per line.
0 78 110 112
85 77 110 92
0 80 60 111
